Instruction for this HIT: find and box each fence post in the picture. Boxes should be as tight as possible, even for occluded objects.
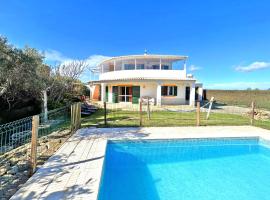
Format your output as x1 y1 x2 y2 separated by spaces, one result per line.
70 104 74 132
30 115 39 176
251 101 255 125
70 103 81 132
139 100 142 126
147 97 151 120
196 101 200 126
76 102 81 129
104 102 107 126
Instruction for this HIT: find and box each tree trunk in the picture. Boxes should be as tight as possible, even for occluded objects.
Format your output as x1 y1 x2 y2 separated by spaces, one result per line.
42 90 48 123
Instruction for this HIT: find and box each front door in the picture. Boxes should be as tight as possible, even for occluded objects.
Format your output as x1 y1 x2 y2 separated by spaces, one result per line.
119 86 132 102
185 87 190 101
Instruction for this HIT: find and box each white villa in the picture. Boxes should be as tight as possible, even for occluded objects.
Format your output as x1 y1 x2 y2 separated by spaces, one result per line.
88 54 203 106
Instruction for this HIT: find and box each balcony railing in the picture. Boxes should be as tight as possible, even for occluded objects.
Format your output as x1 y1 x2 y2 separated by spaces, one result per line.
99 69 187 81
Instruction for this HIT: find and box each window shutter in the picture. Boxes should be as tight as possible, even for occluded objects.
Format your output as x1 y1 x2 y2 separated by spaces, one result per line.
112 86 118 103
174 86 177 96
132 86 140 104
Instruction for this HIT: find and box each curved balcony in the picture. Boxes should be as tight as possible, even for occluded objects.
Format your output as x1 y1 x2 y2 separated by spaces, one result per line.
99 70 187 81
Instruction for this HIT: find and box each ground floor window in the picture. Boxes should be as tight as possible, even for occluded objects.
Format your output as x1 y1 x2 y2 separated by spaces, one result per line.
161 86 177 96
119 86 132 102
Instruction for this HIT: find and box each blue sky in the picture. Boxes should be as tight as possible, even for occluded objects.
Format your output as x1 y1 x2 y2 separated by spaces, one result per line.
1 0 270 89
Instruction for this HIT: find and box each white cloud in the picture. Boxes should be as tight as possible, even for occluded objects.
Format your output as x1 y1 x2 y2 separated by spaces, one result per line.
235 61 270 72
84 55 111 69
44 49 111 82
188 65 201 72
205 81 270 90
44 49 72 63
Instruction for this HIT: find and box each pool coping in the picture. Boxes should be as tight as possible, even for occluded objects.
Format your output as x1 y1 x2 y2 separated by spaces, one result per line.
11 126 270 200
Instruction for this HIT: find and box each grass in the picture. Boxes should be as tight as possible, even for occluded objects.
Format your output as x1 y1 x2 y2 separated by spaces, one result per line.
81 109 270 130
206 90 270 110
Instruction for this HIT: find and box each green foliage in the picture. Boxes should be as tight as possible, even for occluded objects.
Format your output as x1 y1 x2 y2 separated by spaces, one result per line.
0 36 86 121
0 37 45 110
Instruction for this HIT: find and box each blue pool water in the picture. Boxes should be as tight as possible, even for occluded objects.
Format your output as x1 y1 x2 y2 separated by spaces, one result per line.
98 137 270 200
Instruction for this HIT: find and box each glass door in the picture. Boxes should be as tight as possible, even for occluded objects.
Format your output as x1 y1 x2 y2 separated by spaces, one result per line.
119 86 132 102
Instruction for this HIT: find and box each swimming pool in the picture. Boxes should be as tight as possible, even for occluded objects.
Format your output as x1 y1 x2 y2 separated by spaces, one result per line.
98 137 270 200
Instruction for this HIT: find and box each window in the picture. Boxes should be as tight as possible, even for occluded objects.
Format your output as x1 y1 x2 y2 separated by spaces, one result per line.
161 86 177 96
161 65 169 70
152 65 160 70
136 64 145 69
124 64 135 70
119 86 132 102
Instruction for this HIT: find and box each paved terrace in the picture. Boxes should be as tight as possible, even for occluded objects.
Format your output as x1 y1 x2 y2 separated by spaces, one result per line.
11 126 270 200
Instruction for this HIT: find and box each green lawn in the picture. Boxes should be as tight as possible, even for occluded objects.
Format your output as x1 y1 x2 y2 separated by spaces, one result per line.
81 109 270 130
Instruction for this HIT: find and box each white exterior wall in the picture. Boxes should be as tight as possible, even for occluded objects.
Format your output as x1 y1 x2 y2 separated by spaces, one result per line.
140 83 157 98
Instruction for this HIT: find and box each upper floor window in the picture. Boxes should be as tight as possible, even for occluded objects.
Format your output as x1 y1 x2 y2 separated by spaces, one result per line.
136 64 145 69
161 86 177 96
124 64 135 70
152 65 160 70
161 65 169 70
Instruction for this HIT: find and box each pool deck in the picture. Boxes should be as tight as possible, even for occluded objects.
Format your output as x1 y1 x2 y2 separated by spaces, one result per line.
11 126 270 200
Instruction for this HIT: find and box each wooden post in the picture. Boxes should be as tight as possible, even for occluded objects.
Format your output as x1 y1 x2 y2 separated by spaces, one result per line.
251 101 255 125
30 115 39 176
71 103 81 132
196 101 200 126
74 103 78 130
139 100 142 126
104 102 107 126
206 97 214 120
71 104 74 132
147 97 150 120
76 102 81 129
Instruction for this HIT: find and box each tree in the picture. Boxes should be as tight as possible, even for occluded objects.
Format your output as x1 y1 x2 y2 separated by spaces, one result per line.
0 36 88 122
0 37 44 110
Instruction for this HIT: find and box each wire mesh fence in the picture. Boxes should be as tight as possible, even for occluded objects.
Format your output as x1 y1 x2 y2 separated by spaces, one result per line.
0 105 73 200
0 117 32 155
90 100 267 128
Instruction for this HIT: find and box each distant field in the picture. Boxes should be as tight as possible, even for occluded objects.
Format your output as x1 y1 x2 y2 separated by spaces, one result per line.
205 90 270 110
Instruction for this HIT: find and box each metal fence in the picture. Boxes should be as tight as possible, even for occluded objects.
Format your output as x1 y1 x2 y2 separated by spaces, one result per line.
0 104 80 200
94 100 270 129
0 106 70 155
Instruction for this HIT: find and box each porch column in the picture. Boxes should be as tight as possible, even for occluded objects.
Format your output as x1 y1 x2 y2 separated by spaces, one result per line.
101 83 106 102
156 83 162 106
108 86 113 103
189 83 195 106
